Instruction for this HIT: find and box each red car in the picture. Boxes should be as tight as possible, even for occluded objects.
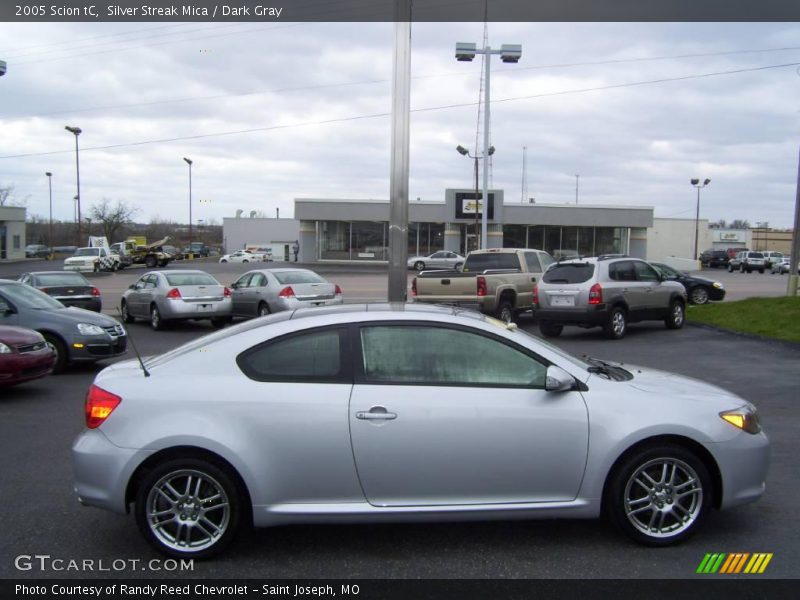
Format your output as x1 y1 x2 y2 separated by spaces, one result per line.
0 325 56 386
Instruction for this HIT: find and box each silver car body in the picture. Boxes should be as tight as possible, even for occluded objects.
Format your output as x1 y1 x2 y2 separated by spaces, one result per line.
407 251 465 271
121 270 231 323
230 268 342 318
73 304 768 544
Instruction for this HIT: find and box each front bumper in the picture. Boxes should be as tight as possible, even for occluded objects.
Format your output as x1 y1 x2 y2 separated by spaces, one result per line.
0 348 55 385
707 430 770 510
69 334 128 362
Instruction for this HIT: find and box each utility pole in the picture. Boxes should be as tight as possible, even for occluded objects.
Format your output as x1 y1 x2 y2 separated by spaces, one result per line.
788 147 800 296
575 174 580 204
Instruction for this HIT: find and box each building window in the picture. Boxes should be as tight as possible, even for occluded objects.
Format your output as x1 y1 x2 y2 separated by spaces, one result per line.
13 235 21 250
418 223 444 256
502 225 526 248
319 221 351 260
351 221 386 260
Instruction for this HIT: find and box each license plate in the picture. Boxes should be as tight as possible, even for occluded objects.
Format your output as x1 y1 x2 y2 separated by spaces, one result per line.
551 296 575 307
197 304 213 312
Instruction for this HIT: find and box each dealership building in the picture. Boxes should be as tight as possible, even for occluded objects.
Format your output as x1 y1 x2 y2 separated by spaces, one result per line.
222 189 679 264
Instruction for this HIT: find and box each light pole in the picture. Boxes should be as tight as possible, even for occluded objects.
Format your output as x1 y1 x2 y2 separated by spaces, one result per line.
575 174 580 204
65 126 82 244
183 157 193 257
457 144 495 252
456 41 521 249
45 172 53 252
691 178 711 260
0 60 6 77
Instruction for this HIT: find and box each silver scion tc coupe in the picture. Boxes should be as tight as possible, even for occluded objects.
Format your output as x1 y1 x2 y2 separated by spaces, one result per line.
72 304 769 558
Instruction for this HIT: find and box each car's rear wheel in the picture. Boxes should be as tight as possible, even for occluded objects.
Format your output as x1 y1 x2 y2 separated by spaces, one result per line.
538 320 563 338
134 458 242 559
120 300 135 323
258 302 270 317
145 256 157 268
759 268 764 274
496 300 514 324
43 333 67 374
414 261 425 271
606 443 711 546
604 306 627 339
665 299 685 329
454 262 463 270
220 259 228 263
150 305 164 331
689 287 709 305
210 318 227 329
242 260 249 264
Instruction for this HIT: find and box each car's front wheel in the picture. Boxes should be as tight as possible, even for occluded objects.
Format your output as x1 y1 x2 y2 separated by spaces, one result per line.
606 444 711 546
134 458 242 559
120 300 135 323
689 287 709 305
665 299 685 329
414 261 425 271
43 334 67 374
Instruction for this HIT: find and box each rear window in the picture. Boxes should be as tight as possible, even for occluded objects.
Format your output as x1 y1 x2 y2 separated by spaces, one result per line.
274 270 326 284
748 252 764 259
463 253 520 272
542 263 595 284
74 248 99 257
165 273 219 286
35 273 89 286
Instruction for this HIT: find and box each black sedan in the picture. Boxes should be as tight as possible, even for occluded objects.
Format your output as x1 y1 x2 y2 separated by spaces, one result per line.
651 263 725 305
17 271 102 312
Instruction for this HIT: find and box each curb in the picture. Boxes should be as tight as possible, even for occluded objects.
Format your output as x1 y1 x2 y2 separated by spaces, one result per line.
686 320 800 351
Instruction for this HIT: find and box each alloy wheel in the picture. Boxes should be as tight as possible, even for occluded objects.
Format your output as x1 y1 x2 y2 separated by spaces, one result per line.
690 287 709 305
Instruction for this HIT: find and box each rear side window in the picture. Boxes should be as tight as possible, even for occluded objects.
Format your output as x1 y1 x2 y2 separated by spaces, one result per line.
609 261 636 282
523 252 542 273
463 253 520 272
237 328 346 382
542 263 595 284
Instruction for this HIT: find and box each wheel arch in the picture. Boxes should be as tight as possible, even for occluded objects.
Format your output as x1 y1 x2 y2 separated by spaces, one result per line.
125 445 254 525
601 434 723 511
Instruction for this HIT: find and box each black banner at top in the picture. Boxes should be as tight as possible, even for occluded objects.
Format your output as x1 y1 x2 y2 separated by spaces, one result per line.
3 0 800 23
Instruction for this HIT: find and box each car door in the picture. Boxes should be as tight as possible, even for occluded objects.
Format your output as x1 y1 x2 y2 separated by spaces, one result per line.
608 261 645 316
231 273 253 316
248 272 269 316
349 323 589 506
126 275 150 317
633 261 667 316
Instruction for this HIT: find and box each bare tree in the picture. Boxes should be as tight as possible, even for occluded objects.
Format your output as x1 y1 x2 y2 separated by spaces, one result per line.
0 184 24 207
146 216 178 241
708 219 727 229
89 198 139 242
729 219 751 230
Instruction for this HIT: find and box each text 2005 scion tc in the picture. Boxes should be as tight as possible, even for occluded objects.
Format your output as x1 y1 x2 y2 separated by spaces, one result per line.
72 304 769 559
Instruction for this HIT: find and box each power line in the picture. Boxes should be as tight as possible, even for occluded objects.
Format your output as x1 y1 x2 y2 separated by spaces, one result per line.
2 61 798 160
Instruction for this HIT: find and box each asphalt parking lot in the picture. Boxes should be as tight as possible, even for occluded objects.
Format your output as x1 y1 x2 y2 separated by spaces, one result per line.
0 260 798 579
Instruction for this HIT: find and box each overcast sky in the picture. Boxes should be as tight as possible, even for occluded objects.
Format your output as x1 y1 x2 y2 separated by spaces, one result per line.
1 21 799 228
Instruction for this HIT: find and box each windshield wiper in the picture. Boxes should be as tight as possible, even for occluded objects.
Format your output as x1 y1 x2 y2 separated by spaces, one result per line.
583 356 632 381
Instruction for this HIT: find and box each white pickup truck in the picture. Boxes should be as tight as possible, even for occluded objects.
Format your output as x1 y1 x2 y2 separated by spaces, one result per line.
63 246 121 272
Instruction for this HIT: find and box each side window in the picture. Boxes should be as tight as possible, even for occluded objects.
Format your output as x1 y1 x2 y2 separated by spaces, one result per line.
360 325 547 388
237 328 345 382
145 275 159 289
252 274 267 287
523 252 542 273
431 251 444 258
235 273 253 288
134 276 148 290
634 261 659 282
609 261 636 282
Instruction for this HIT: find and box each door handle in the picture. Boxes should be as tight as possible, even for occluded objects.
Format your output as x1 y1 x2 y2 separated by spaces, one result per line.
356 406 397 421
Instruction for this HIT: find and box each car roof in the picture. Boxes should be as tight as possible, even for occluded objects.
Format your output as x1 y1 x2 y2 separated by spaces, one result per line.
26 271 88 276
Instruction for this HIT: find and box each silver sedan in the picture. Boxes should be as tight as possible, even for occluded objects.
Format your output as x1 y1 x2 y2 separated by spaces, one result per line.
120 270 232 330
73 304 769 559
229 268 342 318
407 251 465 271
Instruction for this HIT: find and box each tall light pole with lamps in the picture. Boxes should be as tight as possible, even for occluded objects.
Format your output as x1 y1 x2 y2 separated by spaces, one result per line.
65 126 82 244
183 157 193 258
457 144 495 252
456 41 521 249
45 172 53 253
691 178 711 260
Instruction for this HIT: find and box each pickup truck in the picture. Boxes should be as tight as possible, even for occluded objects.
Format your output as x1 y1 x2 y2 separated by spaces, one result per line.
63 246 121 273
411 248 554 322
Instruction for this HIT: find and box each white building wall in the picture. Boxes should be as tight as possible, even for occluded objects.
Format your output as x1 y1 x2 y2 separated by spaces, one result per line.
647 218 712 267
222 217 301 261
0 206 27 261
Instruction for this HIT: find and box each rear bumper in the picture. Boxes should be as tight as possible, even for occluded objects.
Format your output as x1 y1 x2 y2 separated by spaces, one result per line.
275 297 343 311
535 305 609 326
159 298 232 320
57 297 102 312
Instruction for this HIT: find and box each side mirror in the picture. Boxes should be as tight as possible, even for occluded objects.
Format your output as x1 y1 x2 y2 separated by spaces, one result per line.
230 282 238 289
545 365 576 392
128 284 136 290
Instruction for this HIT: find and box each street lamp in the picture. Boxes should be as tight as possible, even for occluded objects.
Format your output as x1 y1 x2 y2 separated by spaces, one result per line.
183 157 193 258
65 125 82 244
456 41 521 249
45 172 53 253
691 178 711 260
456 144 495 252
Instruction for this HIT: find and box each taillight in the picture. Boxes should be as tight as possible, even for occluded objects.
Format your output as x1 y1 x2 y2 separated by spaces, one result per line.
278 286 295 298
532 284 539 306
588 283 603 305
91 287 101 297
334 284 342 295
223 287 231 297
477 276 488 297
85 384 121 429
411 277 417 297
40 287 50 293
166 288 181 300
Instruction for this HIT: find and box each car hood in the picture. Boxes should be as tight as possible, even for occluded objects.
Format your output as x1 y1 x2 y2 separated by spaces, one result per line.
0 325 44 345
25 306 119 327
623 365 747 406
685 275 719 286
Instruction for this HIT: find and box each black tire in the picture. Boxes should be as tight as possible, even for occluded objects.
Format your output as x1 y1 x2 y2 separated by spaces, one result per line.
242 260 249 264
689 286 709 305
120 300 135 323
727 264 733 273
454 262 463 270
538 320 563 338
43 333 67 374
210 318 227 329
158 260 167 268
603 306 627 339
258 302 271 318
220 259 228 263
495 300 514 324
759 269 764 274
605 443 712 546
145 255 158 269
150 305 164 331
93 262 100 273
134 457 242 559
665 299 685 330
414 261 425 272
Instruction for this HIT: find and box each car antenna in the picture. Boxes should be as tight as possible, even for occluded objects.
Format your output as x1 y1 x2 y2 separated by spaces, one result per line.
116 308 150 377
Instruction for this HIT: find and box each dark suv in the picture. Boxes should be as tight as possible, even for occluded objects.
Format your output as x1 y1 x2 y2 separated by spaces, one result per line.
699 249 729 269
534 256 687 339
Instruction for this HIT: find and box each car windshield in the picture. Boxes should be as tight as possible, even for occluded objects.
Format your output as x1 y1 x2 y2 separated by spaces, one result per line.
542 263 595 284
165 273 220 286
35 273 90 286
74 248 100 257
0 282 65 310
274 271 326 284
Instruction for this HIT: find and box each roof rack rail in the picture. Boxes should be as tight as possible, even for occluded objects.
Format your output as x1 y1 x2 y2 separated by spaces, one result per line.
597 254 629 261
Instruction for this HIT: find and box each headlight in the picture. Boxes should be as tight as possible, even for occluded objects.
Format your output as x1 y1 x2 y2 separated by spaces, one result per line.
720 405 762 434
712 282 723 289
0 342 12 354
77 323 105 336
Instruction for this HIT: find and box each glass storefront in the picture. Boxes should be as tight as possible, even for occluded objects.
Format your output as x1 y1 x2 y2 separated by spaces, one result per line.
502 224 629 257
320 221 444 260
